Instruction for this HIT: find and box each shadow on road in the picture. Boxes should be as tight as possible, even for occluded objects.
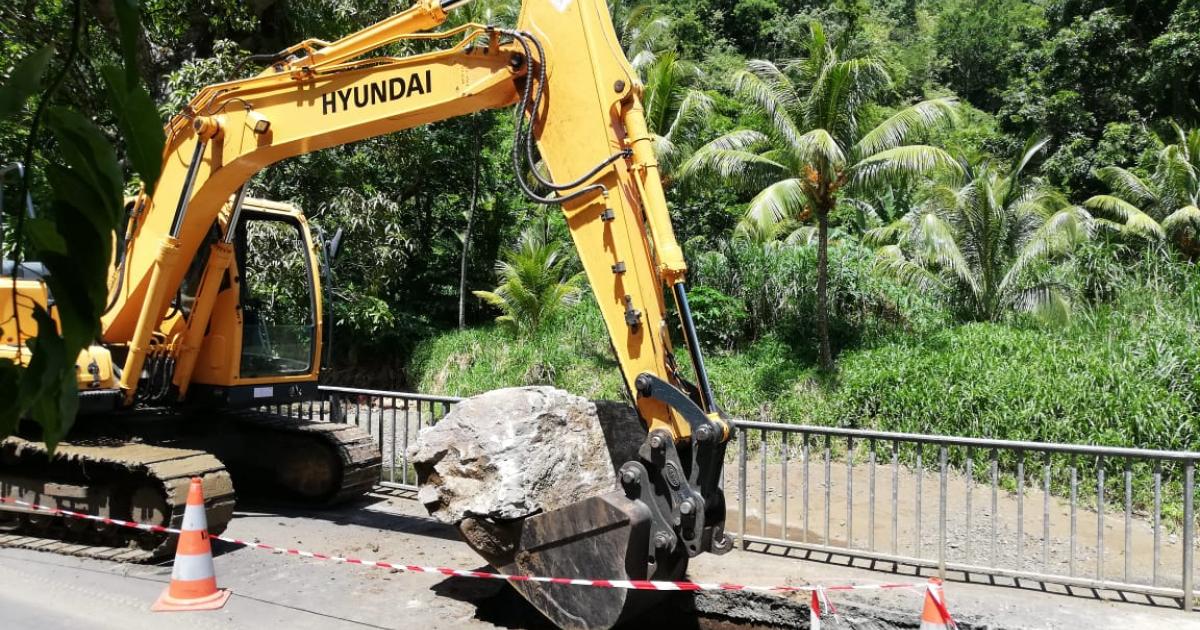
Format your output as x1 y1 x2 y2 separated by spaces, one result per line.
744 541 1187 611
230 495 462 543
430 572 804 630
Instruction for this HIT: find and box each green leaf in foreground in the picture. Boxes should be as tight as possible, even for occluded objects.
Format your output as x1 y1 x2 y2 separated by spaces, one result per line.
17 309 79 449
0 45 54 119
101 64 165 193
113 0 142 85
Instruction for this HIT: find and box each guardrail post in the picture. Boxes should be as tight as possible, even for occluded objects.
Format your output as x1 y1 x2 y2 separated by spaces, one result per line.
739 426 748 549
1185 460 1195 611
330 392 343 424
939 446 947 580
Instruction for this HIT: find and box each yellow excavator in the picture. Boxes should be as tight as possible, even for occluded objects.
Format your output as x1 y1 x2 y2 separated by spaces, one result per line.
1 0 734 626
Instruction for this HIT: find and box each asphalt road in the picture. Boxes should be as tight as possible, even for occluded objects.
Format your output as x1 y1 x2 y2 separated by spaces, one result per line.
3 490 1200 629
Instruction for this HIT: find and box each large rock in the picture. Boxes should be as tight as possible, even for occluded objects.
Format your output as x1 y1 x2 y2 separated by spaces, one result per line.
410 386 644 524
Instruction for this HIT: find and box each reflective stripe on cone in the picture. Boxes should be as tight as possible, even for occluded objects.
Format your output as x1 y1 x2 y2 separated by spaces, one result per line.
152 477 231 612
920 577 956 629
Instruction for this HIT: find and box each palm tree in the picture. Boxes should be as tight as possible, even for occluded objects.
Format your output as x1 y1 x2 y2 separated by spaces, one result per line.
867 138 1094 322
473 228 584 335
445 0 519 27
640 51 713 182
609 0 673 69
682 22 959 371
1084 124 1200 258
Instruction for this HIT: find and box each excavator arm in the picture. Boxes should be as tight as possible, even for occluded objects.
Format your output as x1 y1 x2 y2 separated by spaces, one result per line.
103 1 732 626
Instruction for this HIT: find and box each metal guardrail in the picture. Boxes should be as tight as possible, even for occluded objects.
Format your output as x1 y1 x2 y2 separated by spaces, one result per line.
259 385 459 488
732 420 1200 610
263 386 1200 609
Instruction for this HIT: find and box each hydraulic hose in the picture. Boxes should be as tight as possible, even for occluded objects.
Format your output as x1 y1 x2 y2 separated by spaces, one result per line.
501 30 629 206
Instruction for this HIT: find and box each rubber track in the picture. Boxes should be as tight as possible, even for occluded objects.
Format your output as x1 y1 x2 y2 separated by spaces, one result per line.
225 411 383 505
0 437 235 562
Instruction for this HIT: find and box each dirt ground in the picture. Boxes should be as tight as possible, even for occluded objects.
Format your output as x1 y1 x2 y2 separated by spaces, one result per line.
3 487 1199 629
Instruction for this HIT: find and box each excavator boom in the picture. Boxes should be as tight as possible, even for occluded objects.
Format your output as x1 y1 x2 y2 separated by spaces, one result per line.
8 2 733 627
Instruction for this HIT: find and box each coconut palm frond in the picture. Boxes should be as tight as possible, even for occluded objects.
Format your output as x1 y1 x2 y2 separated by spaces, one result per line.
640 51 682 132
1092 217 1126 234
851 145 960 188
1000 207 1093 293
1094 166 1157 206
732 66 807 154
1083 194 1156 225
1007 284 1071 325
853 98 959 159
629 49 657 70
862 216 908 247
745 59 803 106
472 289 506 308
874 244 945 292
474 229 582 335
745 177 810 227
671 89 715 134
797 128 847 174
734 216 785 244
699 128 770 152
911 210 981 298
615 2 671 68
1086 194 1167 240
652 133 678 168
1184 127 1200 164
1162 205 1200 235
1009 136 1051 185
679 140 788 192
785 225 820 246
1158 145 1200 203
841 197 883 230
811 57 890 136
1091 126 1200 258
1125 211 1170 240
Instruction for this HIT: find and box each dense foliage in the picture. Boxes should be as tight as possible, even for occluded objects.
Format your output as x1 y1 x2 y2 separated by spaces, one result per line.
3 0 1199 450
1 0 162 445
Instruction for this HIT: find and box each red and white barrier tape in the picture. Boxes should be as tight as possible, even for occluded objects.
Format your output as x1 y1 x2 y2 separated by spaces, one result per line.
0 496 931 595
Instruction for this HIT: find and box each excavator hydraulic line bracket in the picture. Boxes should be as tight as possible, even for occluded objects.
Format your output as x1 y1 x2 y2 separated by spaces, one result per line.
633 373 717 439
631 374 733 556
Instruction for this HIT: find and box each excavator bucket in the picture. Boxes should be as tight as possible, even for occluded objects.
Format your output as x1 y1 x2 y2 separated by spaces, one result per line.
414 392 711 630
459 492 685 630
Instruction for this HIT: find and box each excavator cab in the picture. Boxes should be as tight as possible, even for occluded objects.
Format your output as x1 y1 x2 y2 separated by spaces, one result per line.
232 205 319 379
184 198 324 408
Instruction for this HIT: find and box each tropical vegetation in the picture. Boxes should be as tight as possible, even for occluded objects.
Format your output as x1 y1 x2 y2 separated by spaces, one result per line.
3 0 1200 456
1085 124 1200 258
868 138 1094 323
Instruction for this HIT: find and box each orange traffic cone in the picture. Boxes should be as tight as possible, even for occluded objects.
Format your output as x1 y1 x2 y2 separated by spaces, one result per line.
152 478 231 612
809 589 822 630
920 577 956 629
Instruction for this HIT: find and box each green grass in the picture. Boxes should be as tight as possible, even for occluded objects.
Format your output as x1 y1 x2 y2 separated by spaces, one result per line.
413 269 1200 453
411 274 1200 516
410 298 626 400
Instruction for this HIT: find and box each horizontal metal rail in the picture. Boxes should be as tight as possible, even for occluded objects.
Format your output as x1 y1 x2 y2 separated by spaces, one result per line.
259 387 1199 610
259 386 460 490
731 422 1200 611
735 420 1200 462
